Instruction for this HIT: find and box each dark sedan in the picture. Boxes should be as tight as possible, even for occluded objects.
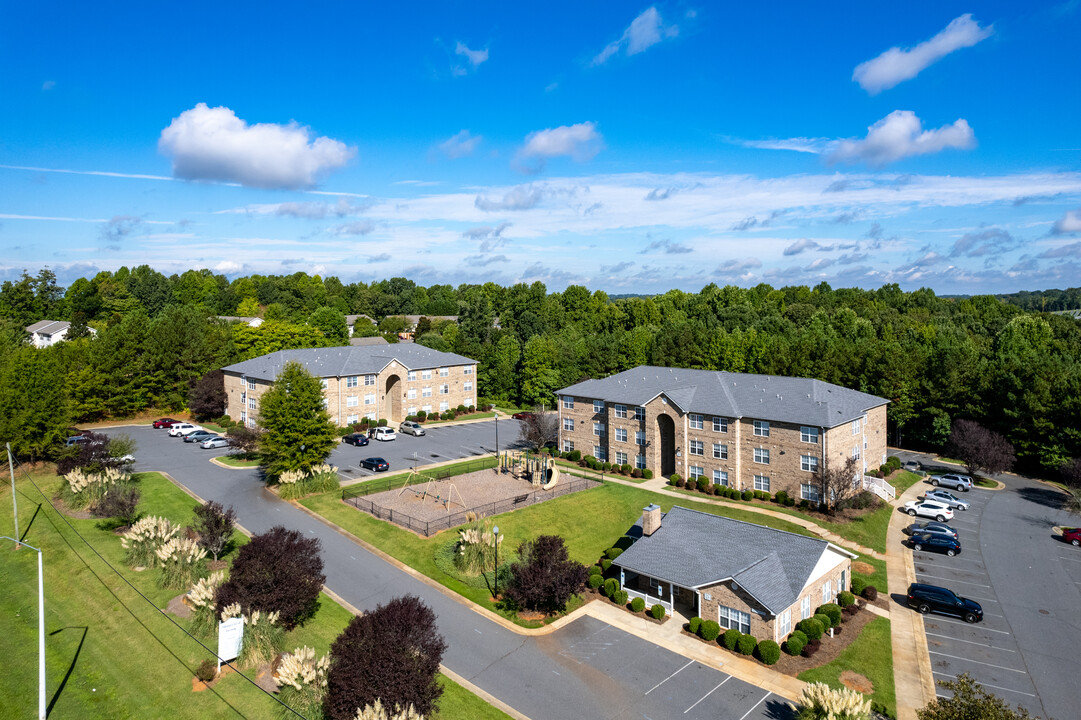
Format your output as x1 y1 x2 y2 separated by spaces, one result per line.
902 521 958 539
907 583 983 623
512 411 535 420
360 457 389 472
910 533 962 557
343 433 370 447
153 418 180 429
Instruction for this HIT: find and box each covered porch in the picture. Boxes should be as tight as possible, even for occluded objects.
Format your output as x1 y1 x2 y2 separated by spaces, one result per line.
619 568 698 618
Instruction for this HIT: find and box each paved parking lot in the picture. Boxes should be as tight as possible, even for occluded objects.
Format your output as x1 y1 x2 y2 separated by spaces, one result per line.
896 465 1081 719
327 418 528 480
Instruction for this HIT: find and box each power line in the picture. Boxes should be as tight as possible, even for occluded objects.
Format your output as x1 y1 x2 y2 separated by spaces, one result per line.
9 458 309 720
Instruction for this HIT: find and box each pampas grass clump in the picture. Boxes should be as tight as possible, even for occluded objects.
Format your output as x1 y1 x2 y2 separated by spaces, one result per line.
187 571 226 638
238 610 284 669
274 646 329 720
354 700 424 720
454 514 501 576
61 466 131 510
121 515 178 568
277 469 307 500
157 537 208 589
305 464 340 494
797 682 872 720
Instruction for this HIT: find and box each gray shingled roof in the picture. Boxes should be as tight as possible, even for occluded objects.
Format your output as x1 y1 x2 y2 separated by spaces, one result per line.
222 345 475 381
557 365 886 429
26 320 70 334
614 506 851 614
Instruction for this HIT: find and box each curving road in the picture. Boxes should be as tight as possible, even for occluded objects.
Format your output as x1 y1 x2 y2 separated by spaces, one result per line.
117 425 793 720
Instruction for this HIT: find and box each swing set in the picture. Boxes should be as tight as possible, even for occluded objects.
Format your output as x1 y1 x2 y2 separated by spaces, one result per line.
397 467 466 512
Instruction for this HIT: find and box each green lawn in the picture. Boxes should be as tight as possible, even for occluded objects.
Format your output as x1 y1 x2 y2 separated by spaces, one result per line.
0 469 508 720
423 411 496 426
974 477 998 488
799 616 894 717
215 454 261 468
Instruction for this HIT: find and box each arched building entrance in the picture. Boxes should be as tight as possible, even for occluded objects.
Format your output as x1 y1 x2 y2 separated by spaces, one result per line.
656 414 676 477
385 375 401 423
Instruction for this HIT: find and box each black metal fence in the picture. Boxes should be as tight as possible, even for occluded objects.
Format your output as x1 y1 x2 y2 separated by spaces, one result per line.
341 457 497 501
344 476 600 536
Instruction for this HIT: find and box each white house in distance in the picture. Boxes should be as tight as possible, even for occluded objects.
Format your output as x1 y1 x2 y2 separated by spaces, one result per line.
26 320 96 348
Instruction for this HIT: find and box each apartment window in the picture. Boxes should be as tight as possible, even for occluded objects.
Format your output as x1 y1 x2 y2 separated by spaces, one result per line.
463 366 473 375
563 440 575 453
753 420 770 437
563 396 574 409
801 455 819 472
689 440 704 456
247 379 256 391
247 417 256 428
422 370 432 380
713 443 728 460
241 411 246 424
347 414 359 424
421 405 431 413
439 367 449 377
440 401 449 412
635 431 646 446
800 426 819 443
464 397 474 407
593 422 605 436
718 605 751 635
614 428 628 443
713 416 728 433
594 446 606 462
364 393 375 405
614 404 627 418
321 398 328 409
852 446 861 461
689 465 705 479
754 474 771 492
713 470 728 486
593 400 605 413
422 387 432 397
635 407 645 421
563 418 574 431
408 370 417 381
248 397 257 410
406 407 417 416
366 411 377 421
822 580 833 604
407 389 417 400
364 374 376 386
689 414 703 430
636 454 646 469
615 451 628 466
754 448 770 465
778 610 792 638
852 419 861 435
801 483 820 502
841 570 847 594
801 595 812 620
439 384 449 394
346 396 359 407
320 379 328 389
464 381 473 392
346 375 359 388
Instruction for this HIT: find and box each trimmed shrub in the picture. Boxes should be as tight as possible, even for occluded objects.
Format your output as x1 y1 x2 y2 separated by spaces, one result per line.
797 617 825 641
601 559 613 571
862 585 879 601
642 469 653 479
603 578 619 598
813 613 833 634
700 619 720 641
602 461 611 472
696 477 710 493
630 597 645 613
569 450 581 462
605 547 623 560
722 628 740 651
669 473 682 485
416 411 427 421
613 590 628 606
737 634 756 656
712 483 725 496
837 591 856 608
650 604 665 620
784 634 805 656
741 489 753 501
817 603 843 627
756 639 780 665
774 490 789 504
195 658 217 683
587 574 603 590
621 463 632 475
377 418 387 426
801 639 821 658
688 616 701 635
631 468 642 479
850 576 867 596
589 563 603 576
799 499 810 509
785 497 796 506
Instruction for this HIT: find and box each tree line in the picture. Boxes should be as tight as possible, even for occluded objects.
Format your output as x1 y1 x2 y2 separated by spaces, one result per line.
1 266 1079 478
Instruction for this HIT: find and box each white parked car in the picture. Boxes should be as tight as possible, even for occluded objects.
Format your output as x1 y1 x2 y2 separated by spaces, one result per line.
373 427 397 442
904 500 955 522
399 421 425 436
168 423 200 437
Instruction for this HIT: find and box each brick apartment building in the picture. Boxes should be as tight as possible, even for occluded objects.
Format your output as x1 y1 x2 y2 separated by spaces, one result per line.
556 366 888 501
222 345 477 428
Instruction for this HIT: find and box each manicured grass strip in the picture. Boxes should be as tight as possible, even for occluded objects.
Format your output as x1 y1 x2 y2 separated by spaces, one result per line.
343 457 497 498
215 454 261 468
798 616 894 717
422 411 496 426
435 676 514 720
974 477 998 488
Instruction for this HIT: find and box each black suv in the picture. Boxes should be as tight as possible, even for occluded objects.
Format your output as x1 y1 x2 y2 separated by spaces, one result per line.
909 533 962 556
906 583 983 623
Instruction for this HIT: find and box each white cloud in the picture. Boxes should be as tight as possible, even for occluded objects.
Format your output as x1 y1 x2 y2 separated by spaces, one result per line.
828 111 976 167
462 221 511 240
1052 209 1081 234
214 260 244 273
475 185 545 212
592 6 678 65
330 220 375 236
1039 241 1081 258
455 42 489 69
853 14 993 94
783 238 821 256
158 103 355 190
640 238 693 255
516 122 603 171
41 80 56 91
439 130 481 159
737 137 833 154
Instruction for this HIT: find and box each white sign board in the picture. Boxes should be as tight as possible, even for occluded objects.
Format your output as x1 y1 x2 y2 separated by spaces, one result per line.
217 617 245 670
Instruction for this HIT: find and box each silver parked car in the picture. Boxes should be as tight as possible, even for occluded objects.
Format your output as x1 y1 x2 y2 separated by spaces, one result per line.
399 420 426 436
923 489 970 511
930 473 973 491
200 436 230 449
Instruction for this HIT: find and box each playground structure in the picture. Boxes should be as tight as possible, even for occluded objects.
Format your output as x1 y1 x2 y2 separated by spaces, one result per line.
499 450 560 490
398 467 466 512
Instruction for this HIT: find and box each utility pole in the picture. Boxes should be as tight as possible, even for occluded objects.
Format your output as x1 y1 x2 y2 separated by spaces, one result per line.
3 536 45 719
8 443 18 543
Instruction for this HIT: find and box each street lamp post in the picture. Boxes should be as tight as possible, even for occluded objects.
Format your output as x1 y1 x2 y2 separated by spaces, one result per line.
492 525 500 598
3 536 45 720
494 412 499 473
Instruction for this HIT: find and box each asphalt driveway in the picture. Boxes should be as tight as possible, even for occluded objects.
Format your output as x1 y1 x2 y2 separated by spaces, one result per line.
893 451 1081 719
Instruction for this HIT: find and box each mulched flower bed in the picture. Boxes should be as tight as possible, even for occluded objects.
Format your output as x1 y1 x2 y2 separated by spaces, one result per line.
583 586 668 624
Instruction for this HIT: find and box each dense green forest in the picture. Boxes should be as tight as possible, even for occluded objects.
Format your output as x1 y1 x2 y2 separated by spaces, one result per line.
1 266 1079 479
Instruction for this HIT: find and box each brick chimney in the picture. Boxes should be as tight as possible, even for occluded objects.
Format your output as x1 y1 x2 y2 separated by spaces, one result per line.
642 504 662 536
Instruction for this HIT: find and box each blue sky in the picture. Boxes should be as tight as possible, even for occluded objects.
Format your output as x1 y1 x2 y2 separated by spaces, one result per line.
2 1 1080 294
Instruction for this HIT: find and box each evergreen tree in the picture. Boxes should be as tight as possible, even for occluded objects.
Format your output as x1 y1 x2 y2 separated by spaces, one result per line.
258 361 337 477
0 346 70 460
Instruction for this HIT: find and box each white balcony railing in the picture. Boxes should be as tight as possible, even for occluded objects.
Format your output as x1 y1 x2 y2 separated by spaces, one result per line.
623 587 673 615
862 474 896 501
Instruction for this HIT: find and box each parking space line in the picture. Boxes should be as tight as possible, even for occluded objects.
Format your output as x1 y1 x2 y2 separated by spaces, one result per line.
914 572 991 589
927 617 1011 634
928 650 1027 674
737 691 771 720
925 632 1016 652
683 677 730 714
644 659 694 695
1056 555 1081 564
933 672 1036 697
